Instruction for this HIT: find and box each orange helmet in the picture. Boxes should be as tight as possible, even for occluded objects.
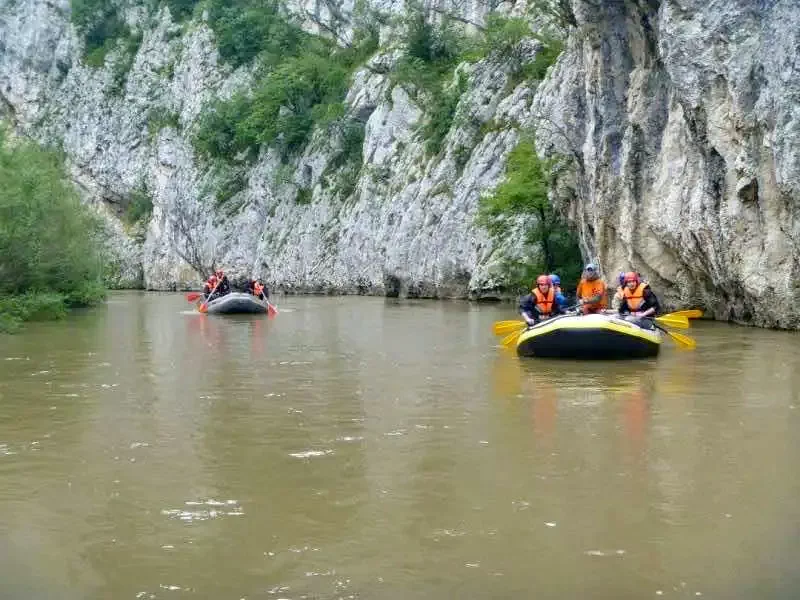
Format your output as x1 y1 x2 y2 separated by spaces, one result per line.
624 271 640 284
536 275 550 287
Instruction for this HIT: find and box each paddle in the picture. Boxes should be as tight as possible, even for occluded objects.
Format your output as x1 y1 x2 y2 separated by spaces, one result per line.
199 276 222 313
652 322 697 349
186 292 203 302
493 320 529 336
650 315 689 329
669 309 703 319
500 327 524 348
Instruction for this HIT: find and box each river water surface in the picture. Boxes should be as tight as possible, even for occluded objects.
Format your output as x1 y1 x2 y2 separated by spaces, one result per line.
1 292 799 599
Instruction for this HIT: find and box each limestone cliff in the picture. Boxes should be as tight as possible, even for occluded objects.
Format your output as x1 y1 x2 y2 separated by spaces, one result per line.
1 0 798 327
0 0 539 297
534 0 800 328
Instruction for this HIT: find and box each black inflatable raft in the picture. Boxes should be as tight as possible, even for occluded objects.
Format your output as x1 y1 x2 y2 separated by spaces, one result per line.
516 313 662 359
203 292 267 315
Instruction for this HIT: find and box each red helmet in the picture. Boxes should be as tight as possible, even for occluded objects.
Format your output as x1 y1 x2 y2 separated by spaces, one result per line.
536 275 550 287
215 269 224 278
624 271 640 284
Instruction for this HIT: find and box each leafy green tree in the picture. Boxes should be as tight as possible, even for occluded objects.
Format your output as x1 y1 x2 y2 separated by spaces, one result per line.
478 135 582 293
0 130 106 332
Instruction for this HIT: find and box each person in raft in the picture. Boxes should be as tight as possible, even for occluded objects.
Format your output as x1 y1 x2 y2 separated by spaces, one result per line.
548 274 569 310
617 271 660 328
520 275 564 327
246 278 269 301
205 269 231 302
575 263 608 314
202 274 218 298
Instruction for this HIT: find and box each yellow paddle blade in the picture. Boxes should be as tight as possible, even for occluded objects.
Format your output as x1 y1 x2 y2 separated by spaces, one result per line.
654 315 690 329
665 329 697 350
493 320 527 335
501 328 524 348
665 309 703 319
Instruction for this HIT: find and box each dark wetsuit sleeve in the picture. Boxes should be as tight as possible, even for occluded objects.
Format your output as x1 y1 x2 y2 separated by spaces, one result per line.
618 298 630 314
643 289 660 313
519 294 536 317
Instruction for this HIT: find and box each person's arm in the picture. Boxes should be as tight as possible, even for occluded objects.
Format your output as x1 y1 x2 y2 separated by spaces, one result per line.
637 289 659 318
618 298 630 315
519 295 538 326
578 282 604 306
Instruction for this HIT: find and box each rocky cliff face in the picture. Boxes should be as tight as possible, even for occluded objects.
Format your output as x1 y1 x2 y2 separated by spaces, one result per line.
1 0 798 327
535 0 800 328
0 0 537 297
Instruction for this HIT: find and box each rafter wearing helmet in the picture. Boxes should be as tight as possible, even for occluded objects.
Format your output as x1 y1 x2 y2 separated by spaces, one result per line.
618 271 660 324
519 275 565 327
576 263 608 314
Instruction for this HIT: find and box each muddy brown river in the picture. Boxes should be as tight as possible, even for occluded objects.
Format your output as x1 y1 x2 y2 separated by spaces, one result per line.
1 292 799 599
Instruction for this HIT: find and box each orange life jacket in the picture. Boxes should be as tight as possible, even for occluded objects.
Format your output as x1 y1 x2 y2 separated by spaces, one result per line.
533 287 555 315
254 282 264 297
577 278 607 313
623 283 647 311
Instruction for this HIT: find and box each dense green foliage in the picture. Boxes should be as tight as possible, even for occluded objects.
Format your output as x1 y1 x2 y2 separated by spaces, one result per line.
421 73 467 156
0 131 106 333
193 0 378 164
163 0 200 21
70 0 142 72
123 189 154 226
207 0 306 68
71 0 127 63
477 136 582 293
391 11 562 156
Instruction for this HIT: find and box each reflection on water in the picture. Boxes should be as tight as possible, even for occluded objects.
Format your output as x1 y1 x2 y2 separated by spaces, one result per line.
1 292 800 599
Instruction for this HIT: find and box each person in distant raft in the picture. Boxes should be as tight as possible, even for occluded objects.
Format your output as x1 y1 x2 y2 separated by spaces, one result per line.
575 263 608 314
618 272 660 327
246 278 269 301
203 274 218 298
520 275 564 326
206 269 231 302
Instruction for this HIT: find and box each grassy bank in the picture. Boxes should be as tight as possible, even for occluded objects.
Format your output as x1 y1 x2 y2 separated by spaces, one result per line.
0 129 106 333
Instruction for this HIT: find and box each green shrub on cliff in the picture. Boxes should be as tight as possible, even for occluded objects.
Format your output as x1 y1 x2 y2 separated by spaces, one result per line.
0 131 106 333
71 0 132 65
193 3 378 164
477 135 582 293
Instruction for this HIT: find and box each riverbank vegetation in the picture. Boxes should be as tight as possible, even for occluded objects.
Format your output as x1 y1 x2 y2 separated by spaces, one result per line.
0 131 106 333
477 135 582 294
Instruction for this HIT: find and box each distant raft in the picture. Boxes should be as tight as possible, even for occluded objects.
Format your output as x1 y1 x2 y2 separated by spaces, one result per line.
516 313 662 359
203 292 267 315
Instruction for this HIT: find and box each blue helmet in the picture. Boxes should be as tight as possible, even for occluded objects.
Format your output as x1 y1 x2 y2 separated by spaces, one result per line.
549 274 560 286
618 272 625 286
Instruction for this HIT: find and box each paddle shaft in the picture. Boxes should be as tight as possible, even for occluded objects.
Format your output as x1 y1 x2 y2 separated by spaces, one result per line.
200 276 223 312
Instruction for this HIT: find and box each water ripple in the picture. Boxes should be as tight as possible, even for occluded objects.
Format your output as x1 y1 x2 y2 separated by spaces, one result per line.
0 443 17 456
289 449 333 459
161 499 243 522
